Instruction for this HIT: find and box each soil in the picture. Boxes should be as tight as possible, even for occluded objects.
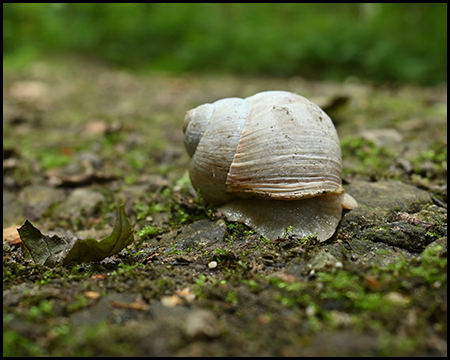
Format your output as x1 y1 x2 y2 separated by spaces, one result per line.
3 57 447 356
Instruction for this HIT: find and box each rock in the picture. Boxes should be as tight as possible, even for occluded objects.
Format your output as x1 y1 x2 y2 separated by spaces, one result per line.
19 185 66 220
208 261 218 269
344 180 432 223
184 309 221 338
9 80 49 103
307 252 342 271
384 291 410 306
147 303 221 340
361 221 436 252
57 188 105 219
3 190 26 227
161 219 227 253
340 180 438 252
302 330 379 356
324 238 418 268
161 295 184 308
70 293 139 326
424 236 447 252
360 128 404 153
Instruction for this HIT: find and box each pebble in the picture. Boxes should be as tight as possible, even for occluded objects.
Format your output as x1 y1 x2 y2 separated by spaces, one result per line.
184 309 221 338
384 291 410 306
307 252 342 271
306 305 317 317
161 295 183 308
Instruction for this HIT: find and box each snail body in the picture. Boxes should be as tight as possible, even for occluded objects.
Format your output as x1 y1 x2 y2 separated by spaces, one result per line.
183 91 357 241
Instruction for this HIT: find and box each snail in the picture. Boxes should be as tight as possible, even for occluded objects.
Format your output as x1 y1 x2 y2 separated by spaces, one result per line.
183 91 357 241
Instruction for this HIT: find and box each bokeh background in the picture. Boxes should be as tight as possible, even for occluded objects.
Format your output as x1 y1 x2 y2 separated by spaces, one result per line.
3 3 447 85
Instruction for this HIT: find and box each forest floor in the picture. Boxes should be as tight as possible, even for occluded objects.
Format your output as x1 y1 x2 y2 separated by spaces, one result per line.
3 56 447 356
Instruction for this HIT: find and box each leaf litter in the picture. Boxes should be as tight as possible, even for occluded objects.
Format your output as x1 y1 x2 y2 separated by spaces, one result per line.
17 204 134 267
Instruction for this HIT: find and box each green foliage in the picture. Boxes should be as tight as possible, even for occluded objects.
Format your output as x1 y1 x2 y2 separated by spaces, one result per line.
3 3 446 84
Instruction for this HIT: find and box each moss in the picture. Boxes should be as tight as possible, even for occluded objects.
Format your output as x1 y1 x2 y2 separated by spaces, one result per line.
341 136 395 177
66 294 89 313
27 299 56 322
226 222 255 239
3 330 46 357
411 143 447 179
137 225 162 240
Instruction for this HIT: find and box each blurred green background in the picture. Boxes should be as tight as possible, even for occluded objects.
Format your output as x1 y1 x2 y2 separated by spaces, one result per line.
3 3 447 85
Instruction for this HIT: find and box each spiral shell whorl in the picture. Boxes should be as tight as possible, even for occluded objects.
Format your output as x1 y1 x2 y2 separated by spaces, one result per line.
183 103 214 158
229 91 343 199
184 98 250 205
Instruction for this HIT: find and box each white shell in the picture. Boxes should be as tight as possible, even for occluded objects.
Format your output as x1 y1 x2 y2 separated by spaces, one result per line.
183 91 357 241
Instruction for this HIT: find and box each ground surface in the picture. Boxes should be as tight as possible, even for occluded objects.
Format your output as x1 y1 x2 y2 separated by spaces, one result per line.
3 57 447 356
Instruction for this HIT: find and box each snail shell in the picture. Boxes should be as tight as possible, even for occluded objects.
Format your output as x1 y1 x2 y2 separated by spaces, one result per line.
183 91 357 241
